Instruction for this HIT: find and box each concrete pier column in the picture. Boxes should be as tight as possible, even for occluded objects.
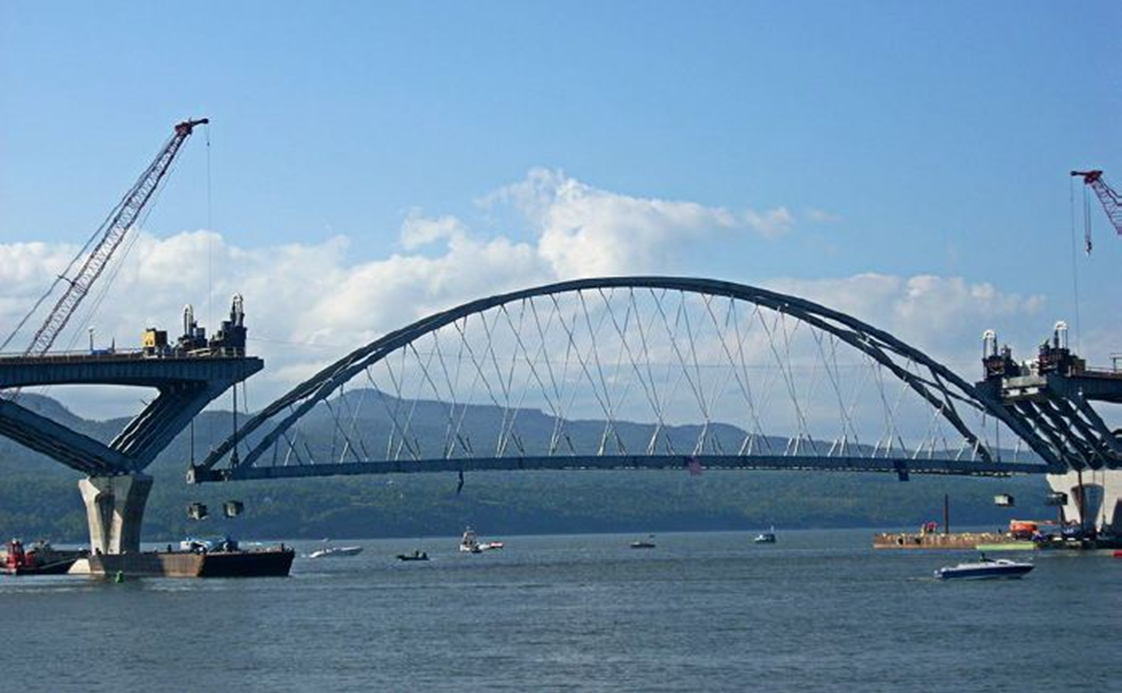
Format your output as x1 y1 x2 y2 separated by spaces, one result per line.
1047 469 1122 534
78 473 153 555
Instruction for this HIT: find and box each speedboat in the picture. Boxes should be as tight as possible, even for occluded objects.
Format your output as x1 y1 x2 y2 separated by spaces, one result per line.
754 527 777 544
630 535 656 549
935 555 1034 580
460 527 503 553
308 541 363 559
396 550 429 562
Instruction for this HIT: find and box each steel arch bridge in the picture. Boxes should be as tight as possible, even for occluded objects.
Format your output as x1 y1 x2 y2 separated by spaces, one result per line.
189 277 1068 484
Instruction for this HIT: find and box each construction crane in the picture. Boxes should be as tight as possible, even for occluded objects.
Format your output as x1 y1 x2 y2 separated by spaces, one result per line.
16 118 208 356
1071 170 1122 254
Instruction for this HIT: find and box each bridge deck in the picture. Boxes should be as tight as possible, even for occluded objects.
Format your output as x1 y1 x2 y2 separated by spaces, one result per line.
0 353 263 388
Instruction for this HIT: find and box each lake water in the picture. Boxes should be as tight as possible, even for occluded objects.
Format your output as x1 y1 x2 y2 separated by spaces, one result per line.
2 529 1119 692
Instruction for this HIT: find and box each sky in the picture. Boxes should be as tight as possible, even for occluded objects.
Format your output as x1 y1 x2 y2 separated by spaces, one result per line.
1 1 1119 418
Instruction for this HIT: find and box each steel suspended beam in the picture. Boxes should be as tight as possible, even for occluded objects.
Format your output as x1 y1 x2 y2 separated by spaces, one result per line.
195 276 1062 481
189 454 1048 483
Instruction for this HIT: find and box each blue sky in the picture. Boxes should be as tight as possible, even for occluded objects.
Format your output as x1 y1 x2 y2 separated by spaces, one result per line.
1 1 1120 413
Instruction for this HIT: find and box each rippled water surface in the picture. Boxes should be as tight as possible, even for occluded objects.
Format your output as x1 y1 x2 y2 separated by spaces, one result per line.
3 529 1119 692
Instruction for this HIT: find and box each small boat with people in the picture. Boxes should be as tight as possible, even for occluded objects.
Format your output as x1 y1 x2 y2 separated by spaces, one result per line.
630 535 656 549
754 526 777 544
396 550 429 562
308 541 363 559
934 554 1034 580
460 527 503 553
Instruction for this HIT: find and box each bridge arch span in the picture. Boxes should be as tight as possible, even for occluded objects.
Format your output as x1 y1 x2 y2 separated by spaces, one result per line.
190 277 1059 482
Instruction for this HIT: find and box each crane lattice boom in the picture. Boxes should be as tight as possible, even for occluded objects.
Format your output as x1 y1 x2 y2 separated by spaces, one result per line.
24 118 208 356
1072 169 1122 240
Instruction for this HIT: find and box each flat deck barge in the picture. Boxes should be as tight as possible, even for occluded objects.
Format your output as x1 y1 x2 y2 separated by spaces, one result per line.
874 531 1009 550
70 546 295 578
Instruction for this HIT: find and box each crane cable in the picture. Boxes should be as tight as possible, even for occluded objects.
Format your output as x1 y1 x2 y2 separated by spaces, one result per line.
206 123 213 329
1068 175 1084 354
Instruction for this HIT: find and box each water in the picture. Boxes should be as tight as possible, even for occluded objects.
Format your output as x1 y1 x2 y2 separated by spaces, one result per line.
3 529 1120 692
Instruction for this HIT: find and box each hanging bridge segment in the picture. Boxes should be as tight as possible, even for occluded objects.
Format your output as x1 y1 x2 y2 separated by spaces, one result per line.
190 276 1073 485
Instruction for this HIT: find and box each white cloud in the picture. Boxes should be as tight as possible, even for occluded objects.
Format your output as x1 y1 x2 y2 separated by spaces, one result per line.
765 273 1046 371
489 168 792 277
805 207 841 223
0 169 1053 419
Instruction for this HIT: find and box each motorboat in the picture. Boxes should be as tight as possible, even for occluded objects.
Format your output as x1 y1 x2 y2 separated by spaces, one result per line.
460 527 503 553
308 541 363 559
630 535 656 549
396 550 429 562
754 527 777 544
934 555 1034 580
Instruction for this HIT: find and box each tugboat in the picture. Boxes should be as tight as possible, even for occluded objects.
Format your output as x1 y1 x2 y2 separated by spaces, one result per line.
2 539 83 576
459 527 504 553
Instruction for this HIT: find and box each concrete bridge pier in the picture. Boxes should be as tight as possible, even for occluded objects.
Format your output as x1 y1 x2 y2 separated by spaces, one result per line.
78 474 153 555
1047 469 1122 535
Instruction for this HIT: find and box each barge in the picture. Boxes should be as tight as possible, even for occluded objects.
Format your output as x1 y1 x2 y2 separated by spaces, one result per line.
874 531 1009 550
72 544 295 578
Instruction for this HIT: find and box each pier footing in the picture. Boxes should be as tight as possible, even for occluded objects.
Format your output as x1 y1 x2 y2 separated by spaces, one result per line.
1047 469 1122 533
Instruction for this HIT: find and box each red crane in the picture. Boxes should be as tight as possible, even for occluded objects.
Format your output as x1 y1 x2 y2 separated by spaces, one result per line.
1071 169 1122 254
11 118 208 356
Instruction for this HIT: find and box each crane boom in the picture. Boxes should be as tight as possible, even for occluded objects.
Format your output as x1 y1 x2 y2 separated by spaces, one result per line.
23 118 208 356
1071 170 1122 244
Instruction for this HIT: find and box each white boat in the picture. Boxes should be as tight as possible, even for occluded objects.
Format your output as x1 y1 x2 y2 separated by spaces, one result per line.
754 526 777 544
935 555 1033 580
460 527 504 554
308 542 363 559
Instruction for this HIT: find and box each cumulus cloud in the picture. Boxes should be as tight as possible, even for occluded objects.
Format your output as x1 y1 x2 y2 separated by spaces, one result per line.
488 168 793 277
0 169 1051 418
766 273 1045 370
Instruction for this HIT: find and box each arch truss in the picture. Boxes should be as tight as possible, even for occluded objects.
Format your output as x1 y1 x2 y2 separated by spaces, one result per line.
189 277 1063 483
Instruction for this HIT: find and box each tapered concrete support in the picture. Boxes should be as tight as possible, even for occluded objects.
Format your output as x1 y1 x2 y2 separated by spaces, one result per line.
1047 469 1122 534
78 474 153 555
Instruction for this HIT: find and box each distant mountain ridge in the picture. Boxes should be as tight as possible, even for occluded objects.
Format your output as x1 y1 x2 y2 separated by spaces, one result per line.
0 391 1049 542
